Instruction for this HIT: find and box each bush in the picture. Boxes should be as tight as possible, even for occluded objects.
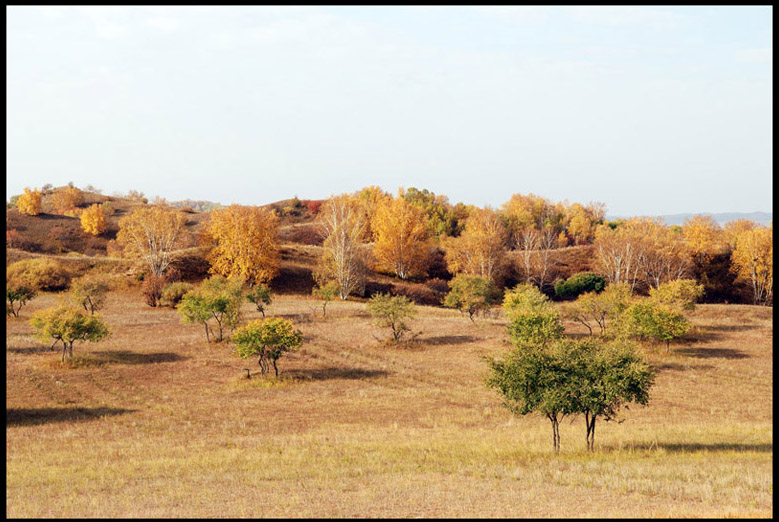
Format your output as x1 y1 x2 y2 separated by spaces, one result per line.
7 258 70 291
391 282 440 306
161 282 194 307
554 272 606 300
649 279 704 311
141 274 169 307
503 283 563 347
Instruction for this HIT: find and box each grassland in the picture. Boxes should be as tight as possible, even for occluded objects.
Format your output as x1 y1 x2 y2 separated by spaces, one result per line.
6 291 772 517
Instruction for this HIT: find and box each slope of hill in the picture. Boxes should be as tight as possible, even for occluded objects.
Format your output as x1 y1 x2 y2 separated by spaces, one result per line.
607 211 772 226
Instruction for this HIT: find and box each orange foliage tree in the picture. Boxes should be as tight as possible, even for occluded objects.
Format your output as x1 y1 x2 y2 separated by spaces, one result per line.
205 204 281 286
371 196 430 280
80 203 107 236
116 206 187 276
444 207 507 283
16 187 42 216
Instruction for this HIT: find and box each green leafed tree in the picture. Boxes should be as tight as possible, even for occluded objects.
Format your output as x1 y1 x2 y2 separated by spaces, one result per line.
503 284 563 347
6 282 36 318
69 273 111 315
366 293 417 344
30 305 110 362
247 284 272 318
232 318 303 377
312 281 339 319
177 275 244 342
621 300 690 353
443 274 501 322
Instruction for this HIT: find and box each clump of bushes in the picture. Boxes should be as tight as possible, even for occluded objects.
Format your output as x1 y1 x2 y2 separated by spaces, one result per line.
554 272 606 300
443 274 501 321
161 281 194 307
7 258 70 291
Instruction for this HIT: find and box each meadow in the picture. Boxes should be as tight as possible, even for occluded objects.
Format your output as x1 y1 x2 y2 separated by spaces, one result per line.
6 290 773 518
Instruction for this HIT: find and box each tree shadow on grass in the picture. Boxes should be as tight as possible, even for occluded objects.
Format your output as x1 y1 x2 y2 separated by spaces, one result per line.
7 407 136 427
89 351 188 365
604 441 772 454
7 345 57 354
674 347 749 359
423 335 479 346
651 361 714 373
283 367 389 382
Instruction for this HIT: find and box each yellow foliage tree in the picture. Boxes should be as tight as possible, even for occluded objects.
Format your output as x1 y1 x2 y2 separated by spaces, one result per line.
372 196 430 279
16 187 42 216
444 207 507 283
80 203 107 236
723 219 757 250
205 204 281 286
730 225 772 305
682 215 725 265
116 206 187 276
355 185 392 239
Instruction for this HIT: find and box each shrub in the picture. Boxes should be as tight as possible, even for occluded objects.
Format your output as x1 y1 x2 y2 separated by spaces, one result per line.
161 281 194 307
141 274 169 307
391 282 439 306
7 258 70 291
620 300 691 352
367 293 417 344
232 318 303 377
503 284 563 347
554 272 606 300
51 187 83 215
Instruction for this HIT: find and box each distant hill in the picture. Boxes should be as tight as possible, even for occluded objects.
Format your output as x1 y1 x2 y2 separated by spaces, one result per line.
607 212 772 227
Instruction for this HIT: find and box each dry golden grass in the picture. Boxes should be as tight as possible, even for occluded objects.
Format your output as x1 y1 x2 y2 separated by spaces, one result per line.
6 291 772 518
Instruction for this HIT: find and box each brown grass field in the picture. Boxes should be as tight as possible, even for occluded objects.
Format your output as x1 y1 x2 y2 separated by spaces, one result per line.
6 290 773 518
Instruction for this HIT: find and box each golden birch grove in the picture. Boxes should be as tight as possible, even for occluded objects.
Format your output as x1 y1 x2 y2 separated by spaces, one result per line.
682 215 725 265
730 225 772 305
316 194 369 300
444 207 507 283
205 204 281 286
371 196 430 280
116 206 187 276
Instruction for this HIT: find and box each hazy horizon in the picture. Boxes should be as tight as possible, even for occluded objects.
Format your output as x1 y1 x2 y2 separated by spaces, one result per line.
7 6 772 216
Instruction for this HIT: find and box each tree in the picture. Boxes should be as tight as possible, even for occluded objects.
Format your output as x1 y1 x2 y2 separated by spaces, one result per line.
30 305 110 362
7 282 36 318
730 225 772 305
514 226 560 290
16 187 42 215
444 207 507 284
562 282 633 337
177 276 244 342
311 281 339 318
621 300 690 352
570 339 654 452
69 273 111 314
247 284 272 318
51 186 83 215
401 187 464 239
355 185 392 238
486 339 580 453
80 203 107 236
443 274 501 322
205 204 281 286
648 279 704 311
315 194 369 300
371 195 430 280
366 293 417 344
503 284 563 347
593 219 653 292
232 318 303 377
683 215 725 267
161 282 194 307
117 206 187 276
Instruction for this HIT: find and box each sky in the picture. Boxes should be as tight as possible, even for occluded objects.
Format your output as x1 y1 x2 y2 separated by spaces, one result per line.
6 6 773 216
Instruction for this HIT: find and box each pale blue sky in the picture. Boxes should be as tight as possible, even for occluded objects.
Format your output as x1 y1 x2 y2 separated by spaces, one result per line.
6 6 772 216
